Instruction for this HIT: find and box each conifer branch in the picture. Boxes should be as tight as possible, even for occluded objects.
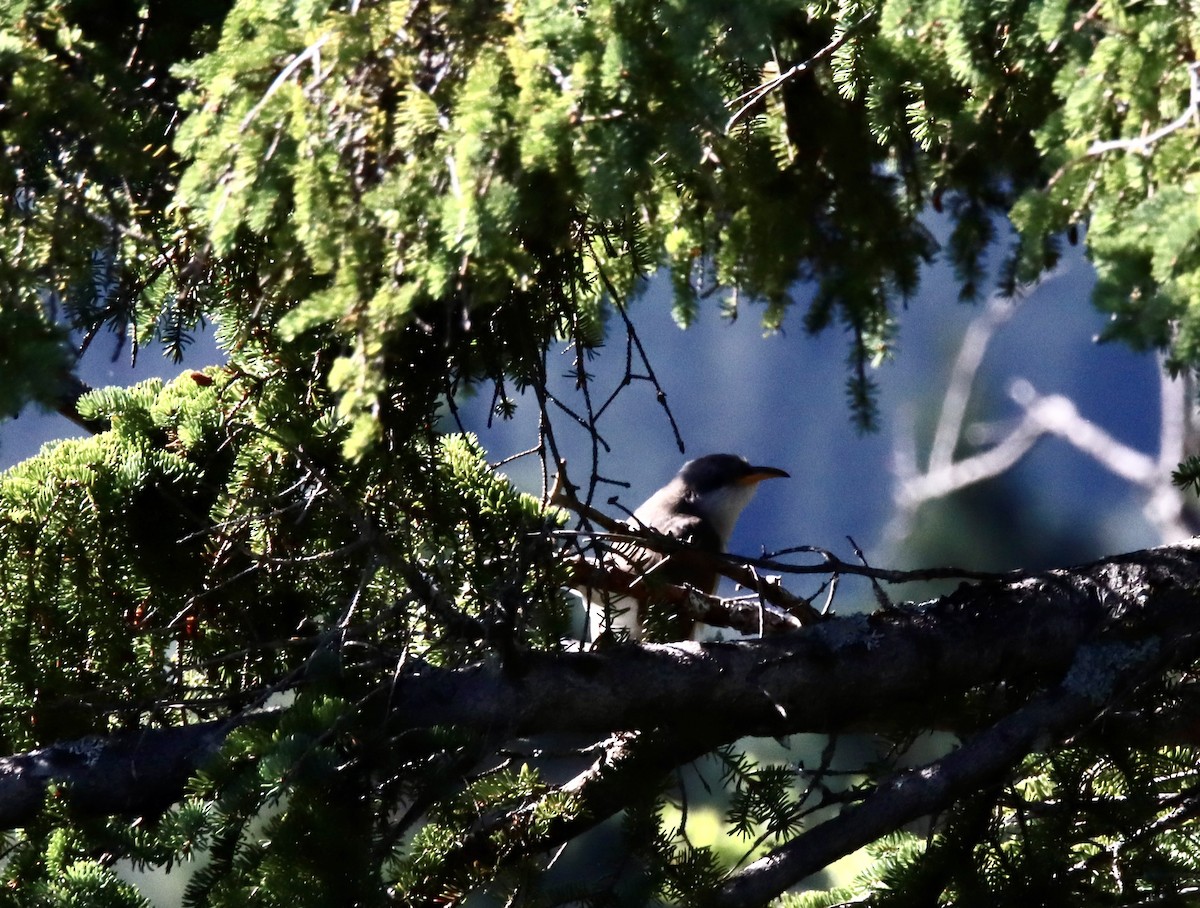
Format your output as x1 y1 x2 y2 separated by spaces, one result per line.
400 729 726 905
724 13 877 133
1088 62 1200 156
714 635 1172 907
0 715 265 829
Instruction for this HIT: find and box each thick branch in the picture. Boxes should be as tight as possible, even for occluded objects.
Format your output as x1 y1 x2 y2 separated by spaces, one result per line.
0 716 256 828
3 542 1200 831
714 635 1170 907
385 543 1200 739
401 728 726 905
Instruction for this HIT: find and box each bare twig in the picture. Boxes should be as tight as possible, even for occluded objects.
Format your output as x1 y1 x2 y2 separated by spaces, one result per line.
1088 62 1200 156
596 263 686 454
566 556 806 635
725 13 877 133
239 34 332 134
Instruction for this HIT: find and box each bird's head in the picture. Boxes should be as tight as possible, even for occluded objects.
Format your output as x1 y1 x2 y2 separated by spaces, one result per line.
670 453 789 546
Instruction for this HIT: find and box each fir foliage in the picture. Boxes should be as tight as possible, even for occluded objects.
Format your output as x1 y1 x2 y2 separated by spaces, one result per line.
7 0 1200 905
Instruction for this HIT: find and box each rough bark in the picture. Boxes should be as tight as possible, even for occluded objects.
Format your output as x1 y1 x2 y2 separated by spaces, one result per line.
385 542 1200 739
0 718 239 828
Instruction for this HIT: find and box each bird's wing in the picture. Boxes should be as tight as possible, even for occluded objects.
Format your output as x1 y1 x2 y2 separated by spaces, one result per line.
587 510 722 645
613 511 721 593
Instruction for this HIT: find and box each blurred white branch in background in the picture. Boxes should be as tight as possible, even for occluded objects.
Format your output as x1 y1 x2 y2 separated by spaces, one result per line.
890 289 1198 545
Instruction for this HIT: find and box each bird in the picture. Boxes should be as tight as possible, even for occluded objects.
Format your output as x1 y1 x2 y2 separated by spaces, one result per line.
586 454 789 643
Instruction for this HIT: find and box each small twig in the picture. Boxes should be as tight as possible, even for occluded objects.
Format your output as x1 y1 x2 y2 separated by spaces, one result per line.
764 543 1025 584
820 574 839 616
565 555 805 635
725 13 877 133
1088 62 1200 156
848 536 891 609
569 304 605 501
590 256 686 453
239 34 332 134
491 445 541 471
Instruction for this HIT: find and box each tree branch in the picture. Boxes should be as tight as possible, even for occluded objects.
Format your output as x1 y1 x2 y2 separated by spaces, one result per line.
926 293 1023 474
377 542 1200 740
4 541 1200 847
1087 62 1200 156
890 290 1194 545
714 635 1171 907
401 728 727 905
724 13 877 133
0 715 262 829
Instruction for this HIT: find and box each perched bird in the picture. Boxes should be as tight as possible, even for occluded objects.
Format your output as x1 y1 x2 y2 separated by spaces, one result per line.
587 454 789 643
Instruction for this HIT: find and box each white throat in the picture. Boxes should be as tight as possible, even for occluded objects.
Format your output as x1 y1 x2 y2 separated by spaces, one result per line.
694 482 759 548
